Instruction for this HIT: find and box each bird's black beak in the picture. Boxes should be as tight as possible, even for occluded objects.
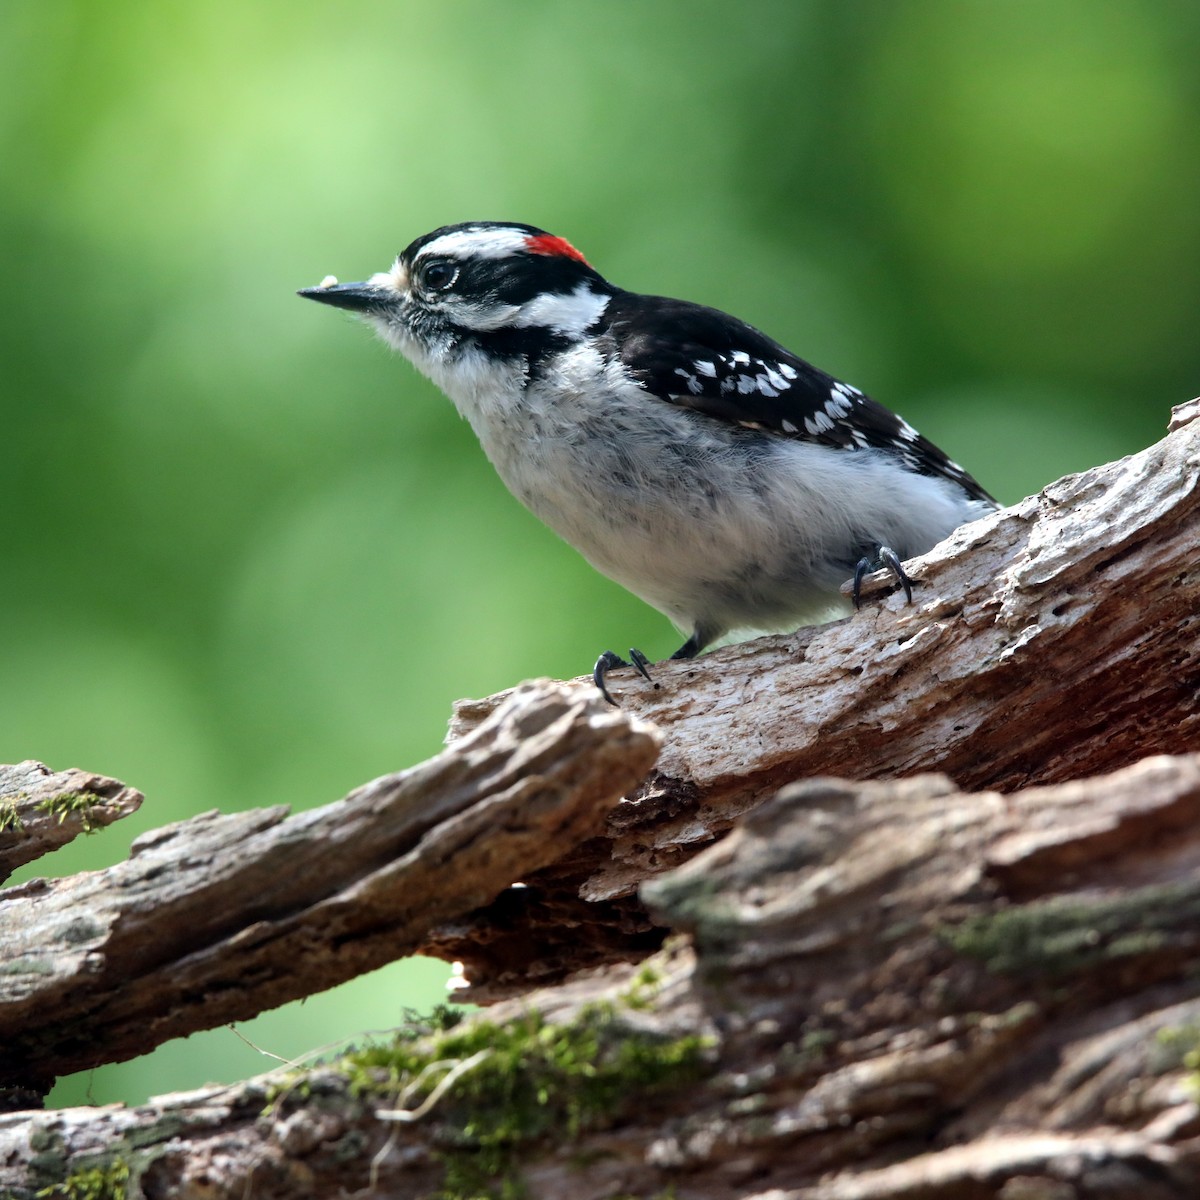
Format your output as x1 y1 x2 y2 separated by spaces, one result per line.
297 282 391 313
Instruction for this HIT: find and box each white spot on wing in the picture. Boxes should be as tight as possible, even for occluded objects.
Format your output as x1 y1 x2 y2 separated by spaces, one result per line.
674 367 703 395
694 360 717 378
825 390 852 418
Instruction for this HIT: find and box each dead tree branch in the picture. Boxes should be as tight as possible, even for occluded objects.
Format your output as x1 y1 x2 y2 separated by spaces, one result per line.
2 403 1199 1198
435 399 1200 997
0 762 142 885
7 757 1200 1198
0 685 658 1095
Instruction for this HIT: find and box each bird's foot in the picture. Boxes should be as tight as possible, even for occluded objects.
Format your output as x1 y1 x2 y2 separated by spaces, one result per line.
852 543 914 609
594 648 654 706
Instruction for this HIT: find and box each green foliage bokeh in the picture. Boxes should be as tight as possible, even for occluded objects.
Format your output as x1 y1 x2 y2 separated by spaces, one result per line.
2 0 1198 1106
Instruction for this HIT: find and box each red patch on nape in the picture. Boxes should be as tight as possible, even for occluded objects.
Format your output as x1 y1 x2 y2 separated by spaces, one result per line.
524 233 590 265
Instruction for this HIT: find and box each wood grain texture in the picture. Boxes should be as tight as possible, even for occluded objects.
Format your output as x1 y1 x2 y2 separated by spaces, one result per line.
4 406 1200 1198
0 683 659 1093
0 761 142 884
7 756 1200 1199
432 401 1200 996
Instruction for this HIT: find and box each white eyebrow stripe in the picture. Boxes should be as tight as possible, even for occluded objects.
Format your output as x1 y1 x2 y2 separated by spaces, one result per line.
417 227 533 260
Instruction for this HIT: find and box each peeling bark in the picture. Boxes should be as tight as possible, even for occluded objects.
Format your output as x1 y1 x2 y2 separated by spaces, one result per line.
6 759 1200 1199
2 406 1199 1199
0 684 658 1094
434 401 1200 996
0 762 142 884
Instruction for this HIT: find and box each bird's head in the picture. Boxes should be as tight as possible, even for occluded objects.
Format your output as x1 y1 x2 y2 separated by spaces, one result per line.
299 222 612 383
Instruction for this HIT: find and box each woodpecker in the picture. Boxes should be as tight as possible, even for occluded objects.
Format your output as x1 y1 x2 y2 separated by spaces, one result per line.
300 221 997 703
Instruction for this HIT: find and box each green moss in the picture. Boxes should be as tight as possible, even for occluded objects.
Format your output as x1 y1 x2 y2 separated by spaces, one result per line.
943 883 1200 977
36 1159 129 1200
341 1001 712 1200
0 791 109 836
35 792 104 833
621 963 664 1010
1156 1024 1200 1058
0 798 24 833
1156 1023 1200 1096
800 1028 836 1056
402 1002 466 1036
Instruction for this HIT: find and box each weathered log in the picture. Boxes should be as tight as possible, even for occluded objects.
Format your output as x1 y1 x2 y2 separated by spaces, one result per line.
0 684 658 1097
431 399 1200 997
8 756 1200 1199
4 406 1199 1198
0 762 142 885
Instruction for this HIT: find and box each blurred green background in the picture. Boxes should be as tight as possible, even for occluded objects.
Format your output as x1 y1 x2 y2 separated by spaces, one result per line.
3 0 1198 1107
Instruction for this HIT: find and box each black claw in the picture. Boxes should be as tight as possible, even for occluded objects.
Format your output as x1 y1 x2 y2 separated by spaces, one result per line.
628 647 654 683
593 648 657 705
853 543 915 609
852 558 870 609
593 650 627 706
878 545 914 604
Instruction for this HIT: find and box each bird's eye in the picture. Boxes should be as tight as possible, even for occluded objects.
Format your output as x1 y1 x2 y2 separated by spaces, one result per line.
421 260 458 291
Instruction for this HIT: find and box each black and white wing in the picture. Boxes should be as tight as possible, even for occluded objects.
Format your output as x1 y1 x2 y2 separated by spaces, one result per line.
606 292 995 505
